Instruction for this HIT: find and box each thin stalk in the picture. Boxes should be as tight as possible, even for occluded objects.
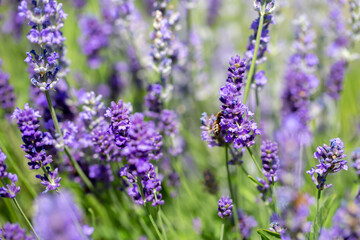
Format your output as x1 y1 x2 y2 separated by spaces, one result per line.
154 193 167 240
44 91 95 192
137 178 164 240
12 198 41 240
220 220 225 240
243 4 266 104
157 207 168 240
225 145 242 240
314 190 322 239
246 146 264 177
255 87 261 127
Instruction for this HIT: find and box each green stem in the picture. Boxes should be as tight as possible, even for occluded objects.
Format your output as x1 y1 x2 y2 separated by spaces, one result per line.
225 145 242 240
314 190 322 239
243 4 266 104
255 87 261 127
246 146 264 177
44 91 95 192
220 221 225 240
137 178 164 240
157 207 168 240
12 198 41 240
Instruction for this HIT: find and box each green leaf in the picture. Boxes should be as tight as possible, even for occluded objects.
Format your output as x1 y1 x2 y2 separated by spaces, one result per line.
248 175 264 187
256 229 281 240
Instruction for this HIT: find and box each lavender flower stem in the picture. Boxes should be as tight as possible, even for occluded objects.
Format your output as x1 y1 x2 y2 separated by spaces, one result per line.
225 145 242 240
137 178 164 240
255 87 261 127
1 180 40 240
246 146 264 176
314 190 322 239
220 220 225 240
243 3 266 104
157 207 168 240
44 91 95 192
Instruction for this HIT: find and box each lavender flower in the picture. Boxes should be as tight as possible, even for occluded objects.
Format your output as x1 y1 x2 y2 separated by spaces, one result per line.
256 178 271 202
261 140 280 183
120 163 164 206
122 113 162 175
0 147 8 179
78 15 111 69
351 148 360 177
89 164 114 184
206 0 222 25
246 15 274 67
253 0 276 15
0 59 16 116
0 173 20 199
145 84 163 118
307 138 348 190
18 0 68 90
217 196 233 218
237 210 258 239
105 100 132 148
281 16 319 145
34 190 93 239
36 167 61 193
350 0 360 41
12 103 53 170
219 56 260 149
1 222 35 240
201 55 260 149
326 60 347 100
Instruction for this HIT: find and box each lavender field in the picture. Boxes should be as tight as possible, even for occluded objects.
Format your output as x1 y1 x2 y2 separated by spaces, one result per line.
0 0 360 239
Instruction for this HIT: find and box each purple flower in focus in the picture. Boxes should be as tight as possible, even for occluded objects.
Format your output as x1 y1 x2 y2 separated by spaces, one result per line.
36 167 61 193
246 15 274 67
105 100 132 148
0 173 20 199
307 138 348 190
12 103 53 170
1 222 35 240
261 140 280 183
120 163 164 207
122 113 162 174
218 196 233 218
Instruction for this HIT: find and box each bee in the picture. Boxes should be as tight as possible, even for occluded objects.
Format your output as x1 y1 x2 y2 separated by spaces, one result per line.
213 111 223 136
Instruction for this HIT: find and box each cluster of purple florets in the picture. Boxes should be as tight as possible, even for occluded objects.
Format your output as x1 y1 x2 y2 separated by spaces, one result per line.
0 59 15 117
260 140 280 183
201 55 260 149
18 0 67 90
0 148 20 199
218 196 233 218
307 138 348 190
11 103 61 192
106 100 165 206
